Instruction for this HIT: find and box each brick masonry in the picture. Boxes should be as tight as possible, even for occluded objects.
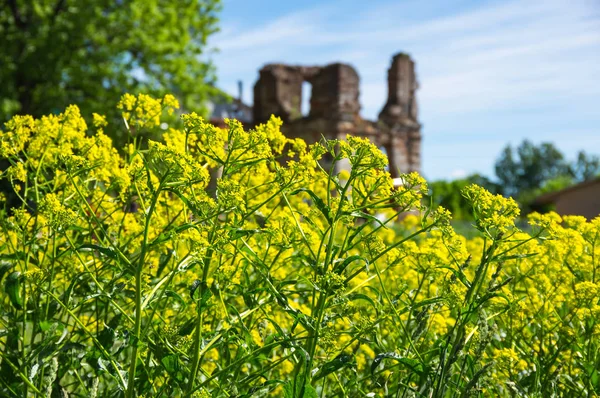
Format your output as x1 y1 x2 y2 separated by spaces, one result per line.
252 52 422 177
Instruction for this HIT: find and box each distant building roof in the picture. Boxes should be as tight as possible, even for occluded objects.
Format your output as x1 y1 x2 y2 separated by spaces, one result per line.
207 81 252 127
208 98 252 127
534 177 600 219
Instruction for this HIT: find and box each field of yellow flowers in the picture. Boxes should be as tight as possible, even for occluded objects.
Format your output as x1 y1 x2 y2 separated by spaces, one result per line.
0 94 598 397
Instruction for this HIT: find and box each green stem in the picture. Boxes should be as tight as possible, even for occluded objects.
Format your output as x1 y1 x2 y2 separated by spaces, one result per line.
125 179 164 398
186 225 218 396
43 290 128 389
0 355 43 395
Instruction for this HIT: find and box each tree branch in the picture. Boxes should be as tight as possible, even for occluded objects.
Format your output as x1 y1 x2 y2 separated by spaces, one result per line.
6 0 27 29
51 0 66 23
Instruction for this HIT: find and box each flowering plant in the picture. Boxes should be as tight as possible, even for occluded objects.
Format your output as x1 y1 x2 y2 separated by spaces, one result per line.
0 94 598 397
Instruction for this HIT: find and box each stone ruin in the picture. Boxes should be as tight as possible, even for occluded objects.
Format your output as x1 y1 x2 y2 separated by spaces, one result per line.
252 52 421 177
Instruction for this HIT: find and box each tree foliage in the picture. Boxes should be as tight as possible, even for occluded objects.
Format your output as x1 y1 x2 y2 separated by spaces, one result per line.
428 174 501 221
494 140 570 197
493 141 600 214
430 141 600 219
571 151 600 182
494 141 600 198
0 0 222 126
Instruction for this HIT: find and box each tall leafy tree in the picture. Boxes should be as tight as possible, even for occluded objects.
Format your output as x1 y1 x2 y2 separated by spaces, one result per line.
570 151 600 182
494 140 570 197
1 0 222 124
428 174 501 221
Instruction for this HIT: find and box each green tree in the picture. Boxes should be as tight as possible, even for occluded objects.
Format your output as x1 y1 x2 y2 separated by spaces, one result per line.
427 173 501 221
494 140 569 197
463 173 502 195
428 179 469 219
1 0 222 131
570 151 600 181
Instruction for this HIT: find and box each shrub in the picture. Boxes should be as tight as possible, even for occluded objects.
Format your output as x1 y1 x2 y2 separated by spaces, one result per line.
0 94 598 397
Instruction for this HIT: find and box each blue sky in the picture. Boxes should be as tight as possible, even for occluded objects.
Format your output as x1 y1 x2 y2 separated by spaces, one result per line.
208 0 600 181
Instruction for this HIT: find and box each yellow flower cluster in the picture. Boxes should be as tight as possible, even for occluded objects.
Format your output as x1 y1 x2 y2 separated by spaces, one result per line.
462 183 520 235
0 93 598 397
39 193 79 230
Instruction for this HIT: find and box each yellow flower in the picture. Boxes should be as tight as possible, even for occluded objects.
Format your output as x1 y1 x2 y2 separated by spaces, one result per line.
39 193 79 230
462 184 520 235
575 281 598 302
8 162 27 182
92 113 108 128
162 94 180 114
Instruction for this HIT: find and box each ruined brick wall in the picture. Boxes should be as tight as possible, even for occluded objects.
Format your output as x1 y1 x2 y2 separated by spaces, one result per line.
378 53 421 174
307 63 360 122
252 52 422 177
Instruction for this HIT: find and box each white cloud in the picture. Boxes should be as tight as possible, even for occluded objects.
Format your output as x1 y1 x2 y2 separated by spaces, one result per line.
210 0 600 179
450 169 468 179
213 0 599 114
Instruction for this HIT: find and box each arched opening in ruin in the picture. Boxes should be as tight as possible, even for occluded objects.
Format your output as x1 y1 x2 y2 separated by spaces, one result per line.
301 81 312 117
252 54 420 176
379 145 390 173
383 143 401 179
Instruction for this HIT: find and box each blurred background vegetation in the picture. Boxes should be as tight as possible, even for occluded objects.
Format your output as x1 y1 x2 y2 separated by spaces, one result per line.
0 0 224 147
1 0 598 219
428 140 600 221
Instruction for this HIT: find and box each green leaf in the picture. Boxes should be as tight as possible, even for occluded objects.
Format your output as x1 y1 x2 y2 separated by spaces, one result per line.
438 265 471 288
0 263 15 283
303 384 318 398
287 308 315 333
4 271 22 310
291 188 331 223
411 296 444 309
462 362 493 394
347 293 379 316
347 210 386 228
492 252 538 262
79 244 119 260
283 382 294 398
161 354 179 374
371 353 426 376
190 280 212 307
283 382 318 398
229 228 261 240
164 290 187 309
589 367 600 389
0 252 25 261
97 357 109 372
489 276 514 292
178 317 196 337
312 354 354 381
156 250 173 278
477 292 511 307
39 321 53 332
190 279 202 300
333 255 368 274
61 273 83 307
